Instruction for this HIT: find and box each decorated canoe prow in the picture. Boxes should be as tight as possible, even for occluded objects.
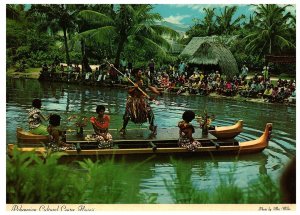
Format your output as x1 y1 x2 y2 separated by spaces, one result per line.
16 127 49 144
209 120 243 139
7 123 272 158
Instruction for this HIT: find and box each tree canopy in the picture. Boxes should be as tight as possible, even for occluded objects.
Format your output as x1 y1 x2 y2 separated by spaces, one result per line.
6 4 296 74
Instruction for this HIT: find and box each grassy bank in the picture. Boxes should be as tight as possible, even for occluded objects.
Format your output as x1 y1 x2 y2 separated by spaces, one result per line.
7 67 41 79
7 67 295 81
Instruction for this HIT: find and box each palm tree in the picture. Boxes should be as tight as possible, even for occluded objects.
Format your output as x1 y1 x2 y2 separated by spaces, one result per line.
185 8 216 43
215 6 245 35
78 4 179 67
243 4 295 56
201 8 217 36
28 4 79 65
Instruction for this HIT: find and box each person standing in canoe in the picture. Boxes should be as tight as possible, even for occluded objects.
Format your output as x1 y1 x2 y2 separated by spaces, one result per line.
90 105 113 148
178 110 202 151
28 98 48 135
119 68 162 135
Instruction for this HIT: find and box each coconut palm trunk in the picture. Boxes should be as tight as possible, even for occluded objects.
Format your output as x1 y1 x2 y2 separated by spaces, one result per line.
80 39 91 72
63 26 70 65
114 33 127 68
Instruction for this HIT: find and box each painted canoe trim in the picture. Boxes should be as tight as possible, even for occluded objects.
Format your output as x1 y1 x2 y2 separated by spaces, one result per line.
209 120 243 139
8 123 272 157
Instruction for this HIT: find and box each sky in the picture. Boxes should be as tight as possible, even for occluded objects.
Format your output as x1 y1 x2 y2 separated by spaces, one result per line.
152 4 251 30
151 4 296 31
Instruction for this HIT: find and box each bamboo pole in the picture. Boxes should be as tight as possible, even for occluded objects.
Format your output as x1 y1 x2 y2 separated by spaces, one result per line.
105 59 151 99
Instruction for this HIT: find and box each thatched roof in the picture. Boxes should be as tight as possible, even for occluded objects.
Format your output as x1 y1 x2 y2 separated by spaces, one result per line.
180 36 239 78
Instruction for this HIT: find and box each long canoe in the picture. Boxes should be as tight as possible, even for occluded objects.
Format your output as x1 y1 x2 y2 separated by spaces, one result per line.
7 123 272 158
16 120 243 145
209 120 243 139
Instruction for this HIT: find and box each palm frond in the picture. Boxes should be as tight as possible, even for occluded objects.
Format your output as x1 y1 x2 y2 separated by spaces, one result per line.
275 35 296 49
142 37 168 57
79 26 117 45
150 25 180 39
79 10 114 26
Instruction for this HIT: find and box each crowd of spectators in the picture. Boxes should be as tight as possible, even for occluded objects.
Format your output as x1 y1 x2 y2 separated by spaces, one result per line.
39 60 296 105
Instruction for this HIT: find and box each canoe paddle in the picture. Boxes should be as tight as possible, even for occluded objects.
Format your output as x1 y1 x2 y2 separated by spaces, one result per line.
105 59 160 105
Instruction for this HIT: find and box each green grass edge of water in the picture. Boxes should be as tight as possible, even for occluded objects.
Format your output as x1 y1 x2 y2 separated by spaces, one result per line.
7 149 282 204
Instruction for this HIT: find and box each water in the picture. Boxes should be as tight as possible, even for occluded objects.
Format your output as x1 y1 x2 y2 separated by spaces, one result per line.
6 78 296 203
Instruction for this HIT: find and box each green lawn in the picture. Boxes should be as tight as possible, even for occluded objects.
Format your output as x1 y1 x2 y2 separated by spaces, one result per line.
7 67 41 79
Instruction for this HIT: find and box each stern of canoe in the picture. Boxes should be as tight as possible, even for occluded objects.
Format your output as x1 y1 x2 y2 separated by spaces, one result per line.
16 127 49 144
239 123 272 153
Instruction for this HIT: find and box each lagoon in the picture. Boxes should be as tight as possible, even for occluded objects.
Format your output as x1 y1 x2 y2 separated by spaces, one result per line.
6 78 296 203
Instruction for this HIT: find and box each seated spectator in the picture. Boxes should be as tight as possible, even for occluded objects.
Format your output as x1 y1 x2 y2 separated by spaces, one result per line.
215 71 221 79
60 64 66 79
95 67 100 81
199 71 204 82
67 64 73 81
85 70 92 81
224 81 233 96
50 63 56 77
263 85 273 100
178 74 186 85
160 74 170 88
277 78 284 87
74 64 81 80
239 81 249 97
199 82 209 95
270 87 279 102
216 79 224 95
287 89 296 104
277 88 286 103
247 81 259 98
189 71 199 82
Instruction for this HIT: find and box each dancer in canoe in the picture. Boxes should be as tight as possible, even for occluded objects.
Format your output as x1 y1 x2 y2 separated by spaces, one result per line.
118 68 162 135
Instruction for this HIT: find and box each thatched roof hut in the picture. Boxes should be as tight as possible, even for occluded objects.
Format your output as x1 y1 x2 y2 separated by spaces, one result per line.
180 36 239 78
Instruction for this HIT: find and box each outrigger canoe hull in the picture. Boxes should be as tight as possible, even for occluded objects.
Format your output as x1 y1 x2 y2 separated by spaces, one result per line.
16 127 49 144
7 123 272 158
15 120 244 144
209 120 243 139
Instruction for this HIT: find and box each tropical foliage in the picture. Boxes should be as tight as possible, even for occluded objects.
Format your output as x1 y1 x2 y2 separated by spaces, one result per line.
185 6 245 43
78 4 179 66
243 4 295 56
6 4 296 74
27 4 80 65
184 4 295 72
